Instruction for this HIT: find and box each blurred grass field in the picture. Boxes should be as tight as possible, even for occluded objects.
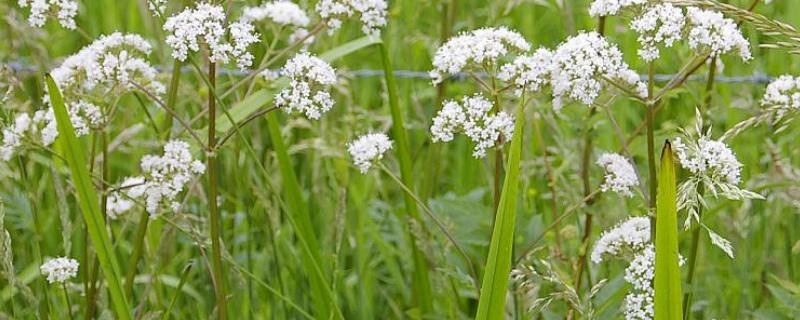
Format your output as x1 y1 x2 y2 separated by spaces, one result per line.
2 0 800 318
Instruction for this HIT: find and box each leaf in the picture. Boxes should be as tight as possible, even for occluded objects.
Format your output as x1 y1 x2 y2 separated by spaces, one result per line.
45 75 132 320
475 105 526 320
654 140 683 320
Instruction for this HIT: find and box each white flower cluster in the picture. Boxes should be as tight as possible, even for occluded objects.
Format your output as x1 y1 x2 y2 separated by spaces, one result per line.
673 136 742 185
498 48 553 96
550 32 646 110
597 153 639 197
588 0 647 17
348 133 393 173
686 7 751 60
275 52 337 120
631 4 686 62
37 100 103 146
623 245 655 320
316 0 388 36
430 27 531 85
243 1 310 27
51 32 164 97
590 216 650 264
18 0 78 29
1 114 34 161
115 141 205 216
430 94 515 158
146 0 166 16
761 75 800 116
106 176 143 219
164 3 260 70
40 257 79 283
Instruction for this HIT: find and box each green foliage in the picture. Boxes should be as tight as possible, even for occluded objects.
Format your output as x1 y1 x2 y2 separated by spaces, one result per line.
654 141 682 320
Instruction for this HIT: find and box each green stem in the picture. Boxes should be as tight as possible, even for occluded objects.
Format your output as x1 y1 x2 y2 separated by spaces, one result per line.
124 211 149 298
161 59 183 140
647 62 658 240
207 61 228 320
63 283 75 320
378 41 434 314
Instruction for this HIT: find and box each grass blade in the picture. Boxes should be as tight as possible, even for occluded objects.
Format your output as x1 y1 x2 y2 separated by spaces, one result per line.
475 105 526 320
654 141 683 320
379 41 434 313
45 75 131 320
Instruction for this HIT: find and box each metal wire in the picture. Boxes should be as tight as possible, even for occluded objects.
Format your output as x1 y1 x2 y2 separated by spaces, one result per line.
6 61 776 83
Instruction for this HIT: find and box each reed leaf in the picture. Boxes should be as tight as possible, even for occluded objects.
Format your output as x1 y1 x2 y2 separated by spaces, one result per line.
654 141 683 320
44 75 131 320
475 105 526 320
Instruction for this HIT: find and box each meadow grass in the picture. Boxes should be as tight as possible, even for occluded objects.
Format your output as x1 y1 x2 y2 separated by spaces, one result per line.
1 0 800 319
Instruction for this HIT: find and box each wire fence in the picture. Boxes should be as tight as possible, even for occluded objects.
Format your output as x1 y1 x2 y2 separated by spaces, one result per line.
6 61 776 84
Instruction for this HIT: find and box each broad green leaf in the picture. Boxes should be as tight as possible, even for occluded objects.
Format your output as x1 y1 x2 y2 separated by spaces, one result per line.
654 141 683 320
45 75 131 320
475 105 526 320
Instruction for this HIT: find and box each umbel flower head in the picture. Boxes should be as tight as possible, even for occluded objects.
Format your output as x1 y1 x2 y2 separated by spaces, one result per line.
673 135 742 185
18 0 78 29
117 140 206 216
761 75 800 117
686 7 751 61
242 1 310 27
497 48 553 96
430 27 531 85
588 0 646 17
51 32 165 98
430 94 515 158
597 153 639 197
164 3 260 70
348 133 393 173
40 257 79 283
550 32 646 111
591 216 650 264
316 0 388 36
630 3 686 62
1 113 34 162
275 52 338 120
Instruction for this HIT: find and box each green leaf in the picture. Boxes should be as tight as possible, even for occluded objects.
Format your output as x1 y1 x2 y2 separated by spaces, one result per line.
475 105 526 320
654 141 683 320
45 75 131 320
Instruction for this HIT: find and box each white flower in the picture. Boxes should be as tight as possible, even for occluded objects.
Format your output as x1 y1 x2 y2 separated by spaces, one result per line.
40 257 79 283
430 27 531 85
497 48 553 96
146 0 166 16
107 177 145 219
275 52 337 120
761 75 800 116
623 245 655 320
18 0 78 29
686 7 751 60
316 0 388 36
242 1 310 27
34 100 104 147
588 0 647 17
673 136 742 185
121 141 205 216
430 94 515 158
1 113 35 161
288 28 315 46
164 3 260 69
597 153 639 197
348 133 393 173
631 4 686 62
591 216 650 264
550 32 646 111
51 32 164 97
